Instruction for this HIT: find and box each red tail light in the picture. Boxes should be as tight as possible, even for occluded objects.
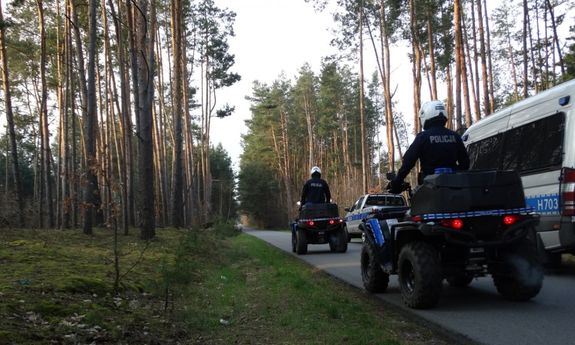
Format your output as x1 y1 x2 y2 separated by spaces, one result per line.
562 168 575 216
440 218 464 230
451 219 464 230
307 221 315 226
411 215 423 222
503 215 519 226
328 219 336 225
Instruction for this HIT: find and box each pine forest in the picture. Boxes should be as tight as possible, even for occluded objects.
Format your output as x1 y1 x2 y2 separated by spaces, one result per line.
0 0 574 233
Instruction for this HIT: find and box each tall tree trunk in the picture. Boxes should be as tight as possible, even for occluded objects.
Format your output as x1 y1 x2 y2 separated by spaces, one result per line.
507 26 520 101
0 5 25 227
523 0 529 98
83 0 99 235
409 0 422 134
359 2 368 193
462 12 480 122
109 0 131 234
280 109 294 219
545 0 565 76
454 0 463 129
37 0 55 228
483 0 495 112
446 64 454 128
535 0 545 90
476 0 491 115
154 27 169 227
304 93 314 169
135 0 156 240
427 17 438 100
379 1 395 173
60 0 71 228
127 0 141 228
469 2 481 121
171 0 184 227
527 4 538 93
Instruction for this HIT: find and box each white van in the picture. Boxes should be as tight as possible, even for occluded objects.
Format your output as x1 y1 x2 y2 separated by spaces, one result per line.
462 79 575 264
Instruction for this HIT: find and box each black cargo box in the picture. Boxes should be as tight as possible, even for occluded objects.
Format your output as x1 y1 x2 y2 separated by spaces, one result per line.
300 203 339 219
410 170 526 215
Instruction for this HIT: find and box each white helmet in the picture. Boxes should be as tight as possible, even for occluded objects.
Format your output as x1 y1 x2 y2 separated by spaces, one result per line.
419 100 447 129
310 166 321 176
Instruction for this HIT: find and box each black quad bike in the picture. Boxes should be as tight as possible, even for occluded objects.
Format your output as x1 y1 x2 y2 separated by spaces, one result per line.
291 203 348 254
360 170 544 309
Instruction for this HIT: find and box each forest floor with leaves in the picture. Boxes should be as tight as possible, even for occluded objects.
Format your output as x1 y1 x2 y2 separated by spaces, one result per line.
0 224 455 345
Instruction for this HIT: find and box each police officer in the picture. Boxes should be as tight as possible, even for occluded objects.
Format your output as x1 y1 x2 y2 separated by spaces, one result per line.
300 166 332 207
388 100 470 193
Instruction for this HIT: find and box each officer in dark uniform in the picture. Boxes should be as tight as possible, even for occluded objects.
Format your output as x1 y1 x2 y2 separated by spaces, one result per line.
300 166 331 206
388 100 470 194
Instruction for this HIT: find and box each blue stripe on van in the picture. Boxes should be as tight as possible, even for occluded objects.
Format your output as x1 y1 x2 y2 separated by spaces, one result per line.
525 194 560 215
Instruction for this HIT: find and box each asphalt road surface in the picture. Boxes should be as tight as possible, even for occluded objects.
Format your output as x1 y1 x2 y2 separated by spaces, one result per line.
246 229 575 345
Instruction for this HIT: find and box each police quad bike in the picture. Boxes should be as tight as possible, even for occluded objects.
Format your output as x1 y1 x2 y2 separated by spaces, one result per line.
360 169 544 309
291 202 348 254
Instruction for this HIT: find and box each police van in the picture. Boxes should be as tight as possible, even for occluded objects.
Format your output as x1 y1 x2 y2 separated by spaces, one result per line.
462 79 575 264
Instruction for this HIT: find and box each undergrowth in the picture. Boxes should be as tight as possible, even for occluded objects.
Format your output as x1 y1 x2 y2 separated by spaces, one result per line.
0 222 449 344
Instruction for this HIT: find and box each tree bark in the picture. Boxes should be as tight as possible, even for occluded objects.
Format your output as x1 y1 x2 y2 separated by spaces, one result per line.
127 0 141 228
0 5 25 227
83 0 99 235
427 17 438 100
462 11 480 122
483 0 495 112
476 0 491 115
469 2 481 121
409 0 422 134
109 0 132 234
523 0 529 98
171 0 184 227
379 1 395 173
359 2 368 193
37 0 55 228
135 0 156 240
454 0 463 129
545 0 565 76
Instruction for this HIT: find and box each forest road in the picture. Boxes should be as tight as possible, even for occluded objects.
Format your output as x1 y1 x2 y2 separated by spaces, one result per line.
246 229 575 345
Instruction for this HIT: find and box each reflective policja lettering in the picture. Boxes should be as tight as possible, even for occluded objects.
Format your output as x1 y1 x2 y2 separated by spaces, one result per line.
429 135 456 144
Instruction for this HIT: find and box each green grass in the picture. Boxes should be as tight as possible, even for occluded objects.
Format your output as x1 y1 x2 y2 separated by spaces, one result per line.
0 225 450 344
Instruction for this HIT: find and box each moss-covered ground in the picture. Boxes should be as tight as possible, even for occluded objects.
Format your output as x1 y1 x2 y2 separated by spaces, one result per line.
0 224 451 344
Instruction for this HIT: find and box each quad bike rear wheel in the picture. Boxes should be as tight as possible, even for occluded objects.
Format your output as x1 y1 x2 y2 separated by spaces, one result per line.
398 241 443 309
295 227 308 255
328 226 348 253
492 238 543 301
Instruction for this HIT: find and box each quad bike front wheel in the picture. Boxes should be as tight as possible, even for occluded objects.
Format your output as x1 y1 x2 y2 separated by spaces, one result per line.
398 241 443 309
361 241 389 293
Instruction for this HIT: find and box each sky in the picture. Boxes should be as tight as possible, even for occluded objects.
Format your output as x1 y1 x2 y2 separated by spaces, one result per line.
210 0 422 170
211 0 340 169
209 0 574 171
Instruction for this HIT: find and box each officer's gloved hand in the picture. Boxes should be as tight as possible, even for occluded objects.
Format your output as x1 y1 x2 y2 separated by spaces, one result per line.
386 179 404 194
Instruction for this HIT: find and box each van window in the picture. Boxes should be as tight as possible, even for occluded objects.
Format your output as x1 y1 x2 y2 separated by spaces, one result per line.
468 112 565 173
471 134 504 169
